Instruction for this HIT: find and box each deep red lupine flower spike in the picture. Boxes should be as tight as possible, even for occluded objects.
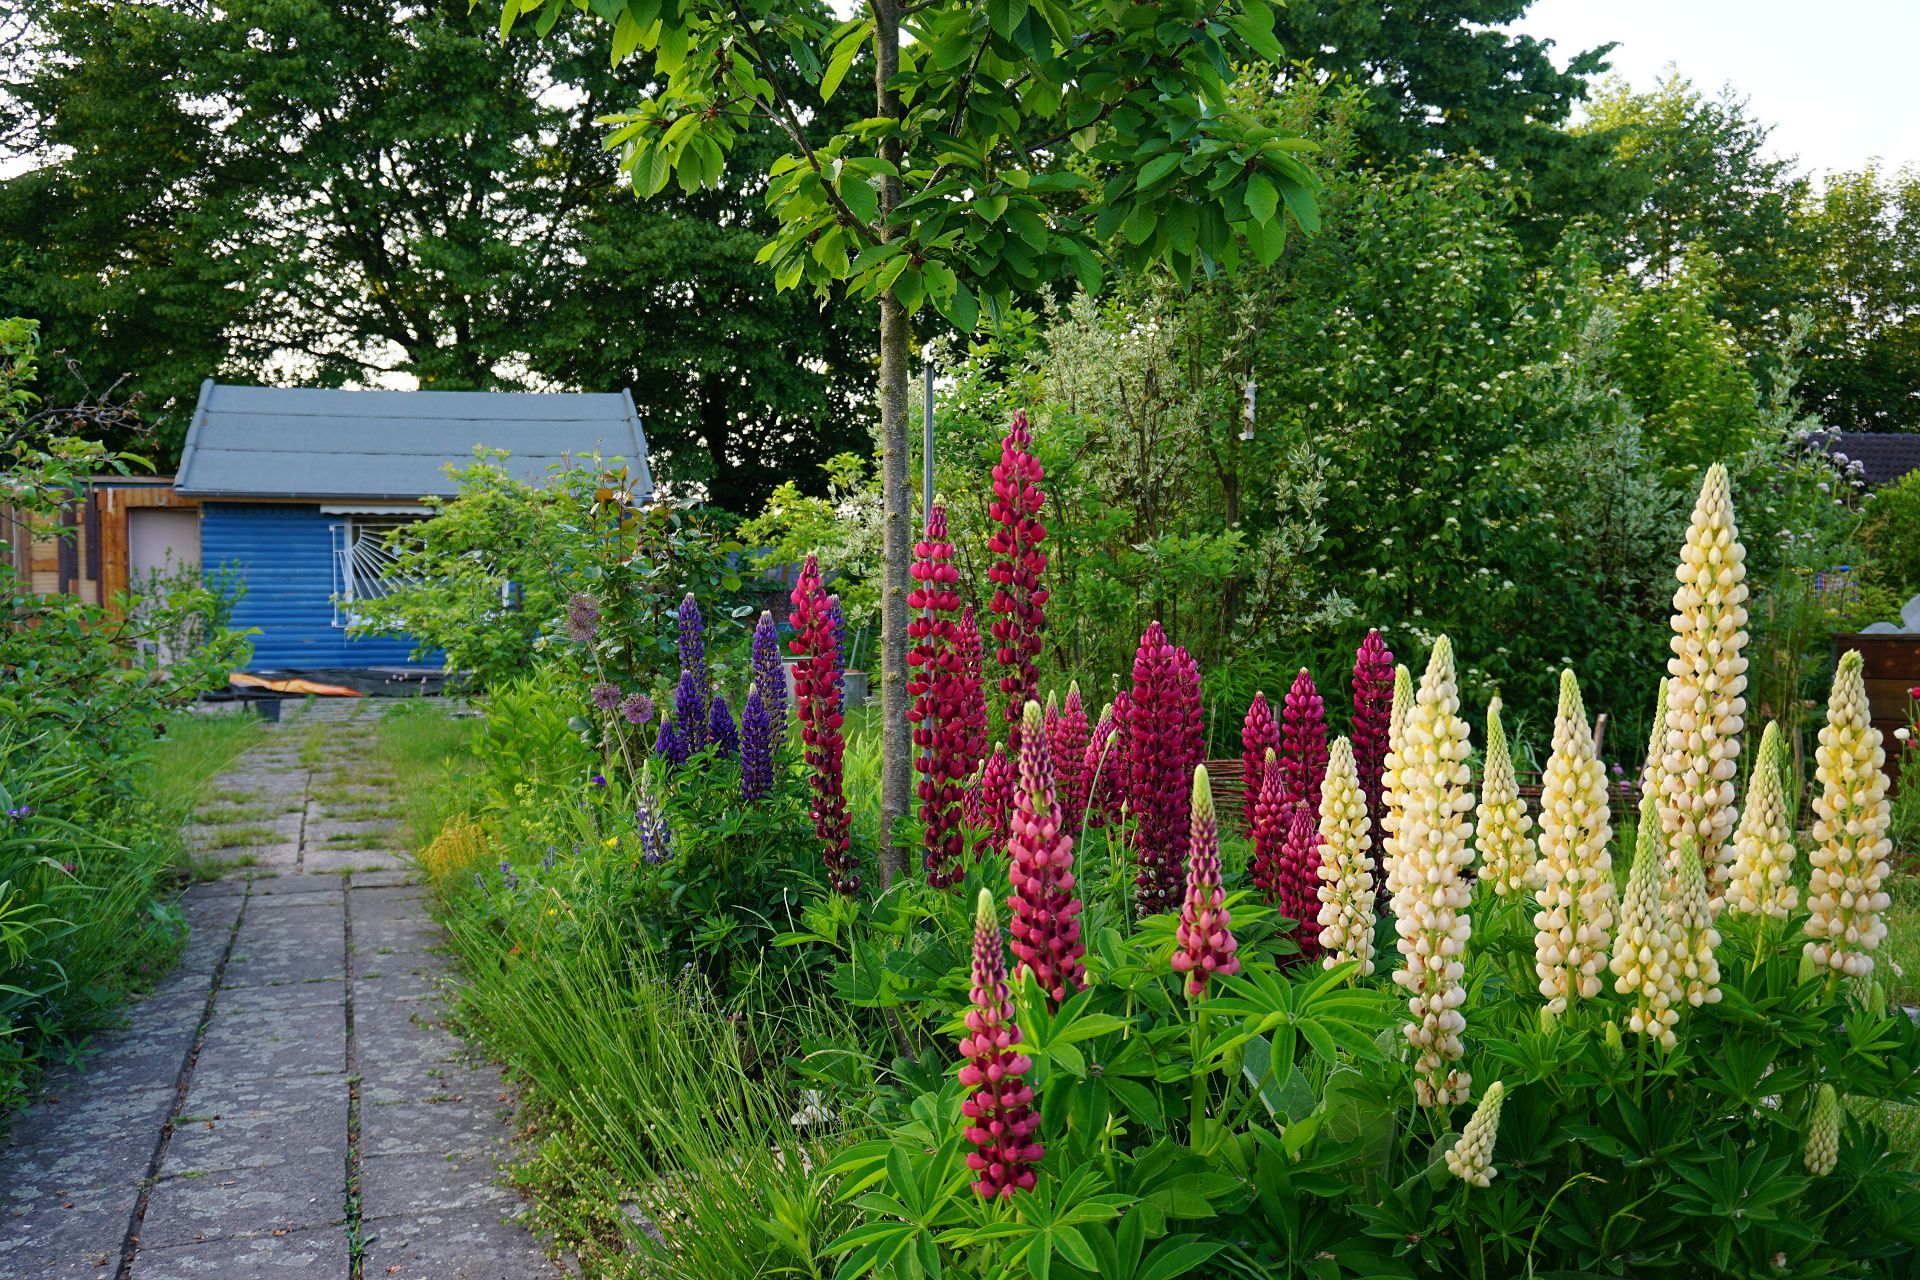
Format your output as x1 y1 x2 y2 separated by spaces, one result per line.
1282 668 1329 812
1277 799 1323 961
1008 701 1088 1010
957 606 989 777
959 889 1042 1198
1170 767 1239 996
1049 684 1091 838
1350 629 1395 879
1249 748 1289 902
1241 693 1280 833
987 411 1049 746
1124 623 1202 915
908 506 967 888
788 554 858 894
966 744 1016 859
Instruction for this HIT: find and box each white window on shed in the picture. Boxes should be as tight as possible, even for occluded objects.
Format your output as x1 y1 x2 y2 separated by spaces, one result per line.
329 514 423 628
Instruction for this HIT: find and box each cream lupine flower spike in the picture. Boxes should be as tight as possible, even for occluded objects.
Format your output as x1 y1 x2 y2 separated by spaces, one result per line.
1668 835 1722 1008
1611 789 1680 1050
1475 697 1536 896
1390 637 1476 1109
1532 669 1615 1014
1379 663 1416 896
1444 1081 1506 1187
1722 721 1797 921
1803 651 1894 978
1658 463 1749 891
1316 737 1377 976
1805 1084 1840 1177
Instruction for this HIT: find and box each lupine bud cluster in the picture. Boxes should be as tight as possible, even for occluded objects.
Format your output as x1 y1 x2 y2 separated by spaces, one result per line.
1007 701 1088 1009
967 745 1016 858
789 555 858 895
1804 650 1894 977
1124 623 1202 914
751 611 788 743
1241 692 1281 833
1049 684 1091 838
707 693 739 759
1282 668 1329 810
1805 1084 1840 1177
635 799 673 864
1379 663 1416 899
1475 698 1536 897
1611 791 1680 1050
908 506 969 887
959 890 1042 1198
1171 767 1239 996
1351 630 1396 873
1248 750 1289 903
987 411 1049 743
1444 1082 1506 1187
740 687 774 802
1669 835 1722 1008
1389 636 1476 1109
1724 721 1798 920
1532 670 1615 1014
1315 737 1377 975
1658 463 1750 889
1083 699 1122 829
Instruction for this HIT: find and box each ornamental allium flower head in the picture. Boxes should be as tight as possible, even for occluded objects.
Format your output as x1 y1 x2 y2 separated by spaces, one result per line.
707 692 740 759
620 692 656 727
1724 721 1798 920
966 744 1016 859
1805 1084 1840 1177
1282 668 1330 810
1532 669 1616 1015
751 610 788 743
1170 766 1239 996
789 554 858 894
1083 699 1122 829
1611 790 1680 1050
1007 701 1088 1009
1378 663 1417 900
740 686 774 802
1123 623 1202 915
908 505 968 886
1049 684 1091 839
1351 629 1396 856
565 591 599 643
958 889 1042 1199
1388 636 1476 1109
1658 463 1750 889
655 714 688 767
1316 737 1377 976
674 667 710 754
956 605 990 774
1240 692 1281 833
1668 835 1722 1008
1443 1081 1506 1187
1475 698 1537 897
987 411 1049 745
1248 749 1289 903
1277 798 1323 961
1803 650 1894 978
590 681 622 712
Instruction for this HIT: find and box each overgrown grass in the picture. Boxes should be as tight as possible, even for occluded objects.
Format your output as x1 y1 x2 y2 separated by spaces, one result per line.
145 709 264 814
377 700 480 852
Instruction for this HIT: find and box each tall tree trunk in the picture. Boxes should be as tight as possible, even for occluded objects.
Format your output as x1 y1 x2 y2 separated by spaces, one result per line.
872 0 909 890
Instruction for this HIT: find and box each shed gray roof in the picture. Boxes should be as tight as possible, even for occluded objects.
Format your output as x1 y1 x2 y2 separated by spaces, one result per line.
173 382 651 500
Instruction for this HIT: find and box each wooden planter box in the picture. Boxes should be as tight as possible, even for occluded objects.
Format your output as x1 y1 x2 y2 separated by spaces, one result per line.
1833 633 1917 794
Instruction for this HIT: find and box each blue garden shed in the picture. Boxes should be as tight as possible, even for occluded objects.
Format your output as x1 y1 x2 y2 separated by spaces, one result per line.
172 383 650 670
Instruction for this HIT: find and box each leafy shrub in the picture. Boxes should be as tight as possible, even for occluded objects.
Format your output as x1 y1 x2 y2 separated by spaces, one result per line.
1863 469 1920 598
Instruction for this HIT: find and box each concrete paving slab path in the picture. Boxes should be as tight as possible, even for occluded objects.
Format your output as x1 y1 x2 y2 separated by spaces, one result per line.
0 699 562 1279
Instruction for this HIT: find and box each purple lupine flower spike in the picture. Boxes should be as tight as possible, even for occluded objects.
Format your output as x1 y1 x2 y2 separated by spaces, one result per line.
741 686 774 802
636 802 673 863
708 692 740 759
674 668 709 754
655 715 687 767
677 593 709 689
751 610 788 743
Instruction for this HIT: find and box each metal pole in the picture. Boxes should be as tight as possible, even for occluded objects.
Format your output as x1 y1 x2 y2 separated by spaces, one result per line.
921 361 936 519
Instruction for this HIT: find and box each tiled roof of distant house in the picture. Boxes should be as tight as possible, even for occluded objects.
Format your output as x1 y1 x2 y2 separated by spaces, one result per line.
1833 432 1920 488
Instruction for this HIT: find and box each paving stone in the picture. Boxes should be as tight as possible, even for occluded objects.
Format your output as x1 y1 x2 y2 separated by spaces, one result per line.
218 977 346 1016
179 1068 347 1122
0 1194 133 1277
223 937 346 990
304 850 406 875
362 1208 562 1279
351 915 443 954
359 1058 504 1109
0 1086 174 1192
138 1156 347 1249
246 885 344 907
197 1006 346 1080
360 1149 517 1219
131 1223 349 1277
358 1097 513 1160
350 869 422 888
165 1097 348 1177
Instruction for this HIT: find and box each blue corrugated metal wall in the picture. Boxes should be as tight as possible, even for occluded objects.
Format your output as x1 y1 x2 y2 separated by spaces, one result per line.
201 503 427 669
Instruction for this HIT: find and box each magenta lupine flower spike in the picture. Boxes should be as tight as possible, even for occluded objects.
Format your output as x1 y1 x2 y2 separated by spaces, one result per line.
908 505 968 887
1351 629 1395 864
740 686 773 802
1008 701 1088 1009
956 605 990 777
987 410 1049 746
1049 684 1091 838
1249 749 1289 902
1277 799 1323 961
1170 766 1239 996
1241 693 1281 833
751 610 787 743
1282 668 1329 811
1086 694 1127 829
967 744 1016 859
789 555 858 894
1125 623 1201 914
959 889 1043 1198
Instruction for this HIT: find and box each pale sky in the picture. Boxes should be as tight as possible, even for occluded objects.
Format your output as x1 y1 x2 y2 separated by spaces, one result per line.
1517 0 1920 179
